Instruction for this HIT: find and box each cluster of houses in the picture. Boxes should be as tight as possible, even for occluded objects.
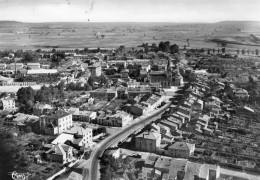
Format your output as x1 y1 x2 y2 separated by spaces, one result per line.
137 155 220 180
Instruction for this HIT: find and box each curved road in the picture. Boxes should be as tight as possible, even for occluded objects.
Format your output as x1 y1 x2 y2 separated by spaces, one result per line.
87 102 171 180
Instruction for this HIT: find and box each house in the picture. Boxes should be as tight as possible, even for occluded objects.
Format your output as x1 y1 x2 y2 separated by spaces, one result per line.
199 164 220 180
40 110 73 135
139 167 154 180
88 62 101 77
176 111 191 123
135 130 161 153
168 159 188 180
192 99 204 111
0 63 6 70
0 97 16 110
97 111 133 127
166 116 182 128
167 142 195 158
160 120 179 131
65 125 93 147
45 143 74 163
144 155 158 167
234 89 249 99
154 156 172 173
72 111 97 122
33 103 52 116
184 162 202 180
13 113 40 133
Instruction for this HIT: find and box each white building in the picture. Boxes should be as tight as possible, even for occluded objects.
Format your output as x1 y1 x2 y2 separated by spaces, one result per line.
0 98 16 110
40 110 73 135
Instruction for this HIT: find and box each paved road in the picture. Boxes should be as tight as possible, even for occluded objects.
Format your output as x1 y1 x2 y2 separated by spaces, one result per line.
86 102 171 180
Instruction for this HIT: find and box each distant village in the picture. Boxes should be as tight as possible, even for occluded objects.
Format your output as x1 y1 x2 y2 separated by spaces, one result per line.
0 43 260 180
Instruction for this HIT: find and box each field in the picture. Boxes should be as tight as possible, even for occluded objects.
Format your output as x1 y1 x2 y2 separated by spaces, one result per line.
0 21 260 51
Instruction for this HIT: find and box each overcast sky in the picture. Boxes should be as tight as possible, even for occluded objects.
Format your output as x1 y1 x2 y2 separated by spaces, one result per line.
0 0 259 22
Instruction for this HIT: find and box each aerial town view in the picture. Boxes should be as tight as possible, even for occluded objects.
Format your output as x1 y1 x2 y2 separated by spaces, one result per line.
0 0 260 180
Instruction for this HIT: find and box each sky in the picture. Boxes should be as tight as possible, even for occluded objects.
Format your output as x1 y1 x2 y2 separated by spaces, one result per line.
0 0 259 22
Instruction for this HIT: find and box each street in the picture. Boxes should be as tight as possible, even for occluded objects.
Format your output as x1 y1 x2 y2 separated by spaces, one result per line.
86 102 171 180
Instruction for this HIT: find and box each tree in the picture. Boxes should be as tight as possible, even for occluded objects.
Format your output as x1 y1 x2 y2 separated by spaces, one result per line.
212 49 215 53
236 49 240 54
23 51 36 62
221 48 225 54
242 49 245 55
52 48 56 53
170 44 179 54
256 49 259 56
34 85 53 103
15 50 24 58
117 64 125 73
17 87 35 112
83 48 89 53
158 41 168 52
35 49 42 53
207 49 210 55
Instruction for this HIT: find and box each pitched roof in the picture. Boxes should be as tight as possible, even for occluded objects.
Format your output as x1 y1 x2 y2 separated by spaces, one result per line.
184 162 203 180
65 125 92 136
168 158 188 179
136 131 160 140
169 142 193 151
45 110 70 119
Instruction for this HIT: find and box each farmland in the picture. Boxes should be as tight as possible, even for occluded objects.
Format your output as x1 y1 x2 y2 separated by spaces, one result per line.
0 21 260 50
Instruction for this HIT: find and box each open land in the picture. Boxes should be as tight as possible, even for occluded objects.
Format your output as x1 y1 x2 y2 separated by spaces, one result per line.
0 21 260 50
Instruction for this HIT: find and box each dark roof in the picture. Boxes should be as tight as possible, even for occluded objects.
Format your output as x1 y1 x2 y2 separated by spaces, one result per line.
45 110 70 119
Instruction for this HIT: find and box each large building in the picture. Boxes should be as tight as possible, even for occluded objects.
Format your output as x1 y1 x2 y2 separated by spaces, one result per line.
40 110 73 135
88 62 102 77
90 88 117 101
135 130 161 153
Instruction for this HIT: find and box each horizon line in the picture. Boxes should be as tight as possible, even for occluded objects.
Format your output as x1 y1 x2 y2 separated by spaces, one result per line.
0 20 260 24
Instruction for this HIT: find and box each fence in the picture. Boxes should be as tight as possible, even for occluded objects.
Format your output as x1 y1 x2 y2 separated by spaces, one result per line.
0 82 37 86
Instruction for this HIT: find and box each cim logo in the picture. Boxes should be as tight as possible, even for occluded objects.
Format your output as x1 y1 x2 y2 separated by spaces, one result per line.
8 171 31 180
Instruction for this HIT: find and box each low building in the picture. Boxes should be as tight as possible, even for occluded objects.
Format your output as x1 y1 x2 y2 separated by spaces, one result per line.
234 89 249 99
97 111 133 127
0 63 6 70
90 88 117 101
26 69 58 76
72 111 97 122
8 63 24 70
33 103 52 116
27 63 41 69
65 125 93 147
45 143 74 163
167 142 195 158
192 99 204 111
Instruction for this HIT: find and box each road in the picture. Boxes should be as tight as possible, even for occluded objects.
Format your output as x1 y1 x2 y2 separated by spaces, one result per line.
86 102 171 180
